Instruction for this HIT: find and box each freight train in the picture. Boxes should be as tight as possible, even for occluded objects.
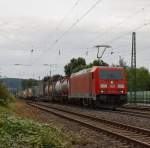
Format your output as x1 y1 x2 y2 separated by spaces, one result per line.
18 66 127 109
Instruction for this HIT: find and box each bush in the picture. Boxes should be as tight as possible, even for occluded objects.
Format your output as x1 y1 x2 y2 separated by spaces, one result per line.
0 83 15 106
0 113 68 148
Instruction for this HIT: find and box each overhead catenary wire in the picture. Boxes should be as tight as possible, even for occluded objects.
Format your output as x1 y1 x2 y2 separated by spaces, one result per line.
83 21 150 56
44 0 102 51
53 0 102 44
104 22 150 44
34 19 150 69
87 3 150 45
34 0 103 63
38 17 150 60
54 0 80 32
43 3 150 60
35 1 150 64
76 4 150 57
0 0 81 57
55 0 102 44
101 22 150 57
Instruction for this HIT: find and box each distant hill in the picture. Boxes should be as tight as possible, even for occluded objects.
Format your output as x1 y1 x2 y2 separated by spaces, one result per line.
0 78 24 90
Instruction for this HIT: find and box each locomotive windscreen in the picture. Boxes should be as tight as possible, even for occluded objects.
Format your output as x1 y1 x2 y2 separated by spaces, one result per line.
100 70 123 79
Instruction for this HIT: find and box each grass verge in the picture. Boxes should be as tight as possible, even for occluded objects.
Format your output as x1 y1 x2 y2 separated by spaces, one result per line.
0 105 71 148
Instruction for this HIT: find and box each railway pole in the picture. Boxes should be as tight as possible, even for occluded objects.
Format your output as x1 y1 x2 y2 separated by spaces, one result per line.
131 32 137 104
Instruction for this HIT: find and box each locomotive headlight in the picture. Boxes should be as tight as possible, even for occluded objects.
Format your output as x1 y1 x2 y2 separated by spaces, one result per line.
110 81 114 84
120 90 124 93
101 90 104 93
100 84 107 88
118 84 125 88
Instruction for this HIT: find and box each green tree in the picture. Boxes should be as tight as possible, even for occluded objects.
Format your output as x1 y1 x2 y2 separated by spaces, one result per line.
136 67 150 90
64 57 86 76
43 75 62 83
51 75 62 82
92 59 108 66
43 76 51 82
126 67 150 91
64 57 109 76
0 82 15 106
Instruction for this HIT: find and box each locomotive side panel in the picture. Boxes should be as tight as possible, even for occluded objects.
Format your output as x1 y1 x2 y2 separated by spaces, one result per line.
69 72 93 98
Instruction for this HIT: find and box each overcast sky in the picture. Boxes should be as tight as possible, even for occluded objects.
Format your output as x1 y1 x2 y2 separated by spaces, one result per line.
0 0 150 79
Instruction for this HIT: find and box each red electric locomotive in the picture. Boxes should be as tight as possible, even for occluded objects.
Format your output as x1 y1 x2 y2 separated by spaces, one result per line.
69 66 127 109
20 66 127 109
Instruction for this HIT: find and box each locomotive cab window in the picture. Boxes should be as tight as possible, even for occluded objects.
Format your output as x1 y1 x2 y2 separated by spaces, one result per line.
100 70 123 79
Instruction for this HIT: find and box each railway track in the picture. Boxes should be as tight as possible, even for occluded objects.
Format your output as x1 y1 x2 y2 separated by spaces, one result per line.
123 105 150 111
116 107 150 119
28 101 150 148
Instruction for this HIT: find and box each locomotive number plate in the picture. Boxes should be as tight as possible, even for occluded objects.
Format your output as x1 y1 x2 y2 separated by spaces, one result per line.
110 84 115 88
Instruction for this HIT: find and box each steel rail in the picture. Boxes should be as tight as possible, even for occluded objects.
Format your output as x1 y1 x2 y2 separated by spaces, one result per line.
116 108 150 119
